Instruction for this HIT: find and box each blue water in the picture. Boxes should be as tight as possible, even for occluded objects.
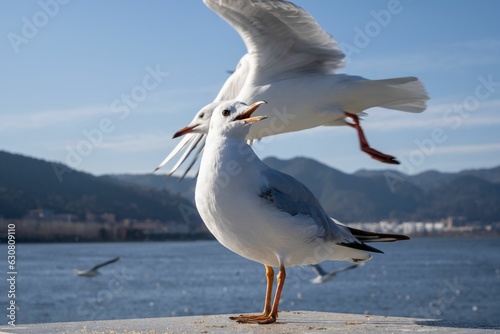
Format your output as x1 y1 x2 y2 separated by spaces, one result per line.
2 237 499 327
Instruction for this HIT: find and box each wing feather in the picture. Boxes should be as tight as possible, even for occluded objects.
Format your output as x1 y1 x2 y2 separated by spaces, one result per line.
204 0 345 78
260 168 352 243
215 54 251 101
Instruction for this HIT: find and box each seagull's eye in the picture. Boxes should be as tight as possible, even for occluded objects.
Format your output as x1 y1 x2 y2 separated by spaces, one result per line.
199 112 205 119
222 109 231 117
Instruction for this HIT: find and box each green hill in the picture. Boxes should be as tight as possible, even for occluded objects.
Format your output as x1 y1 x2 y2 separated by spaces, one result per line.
0 150 201 226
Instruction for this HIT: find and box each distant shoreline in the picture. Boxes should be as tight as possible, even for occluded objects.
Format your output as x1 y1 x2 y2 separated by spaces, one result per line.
0 231 216 244
1 218 498 244
1 231 498 244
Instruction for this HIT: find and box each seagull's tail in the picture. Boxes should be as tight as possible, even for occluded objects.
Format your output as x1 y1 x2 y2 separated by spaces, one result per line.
341 76 430 114
368 77 429 112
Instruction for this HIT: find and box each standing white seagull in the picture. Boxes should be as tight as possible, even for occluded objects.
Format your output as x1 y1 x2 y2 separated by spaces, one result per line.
156 0 429 176
195 101 409 324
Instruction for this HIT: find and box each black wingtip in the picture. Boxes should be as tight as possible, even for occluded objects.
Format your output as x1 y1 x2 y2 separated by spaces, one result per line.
347 226 410 243
341 242 384 254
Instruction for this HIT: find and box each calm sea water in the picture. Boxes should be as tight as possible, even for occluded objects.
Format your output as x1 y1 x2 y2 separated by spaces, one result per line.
1 237 499 327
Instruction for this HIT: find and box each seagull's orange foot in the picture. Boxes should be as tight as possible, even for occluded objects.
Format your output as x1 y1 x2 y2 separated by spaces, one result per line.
229 313 276 324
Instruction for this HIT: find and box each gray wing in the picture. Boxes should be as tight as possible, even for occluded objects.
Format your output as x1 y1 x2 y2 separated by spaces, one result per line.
310 264 328 276
326 263 362 276
89 256 121 272
260 168 355 243
310 263 363 284
204 0 345 80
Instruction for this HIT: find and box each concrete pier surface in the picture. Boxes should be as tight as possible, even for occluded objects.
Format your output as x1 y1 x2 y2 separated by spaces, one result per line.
1 311 498 334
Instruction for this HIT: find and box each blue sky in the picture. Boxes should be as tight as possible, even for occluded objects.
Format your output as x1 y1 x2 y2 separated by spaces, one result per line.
1 0 500 176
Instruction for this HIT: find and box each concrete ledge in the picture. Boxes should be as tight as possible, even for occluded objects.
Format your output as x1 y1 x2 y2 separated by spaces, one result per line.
0 311 497 334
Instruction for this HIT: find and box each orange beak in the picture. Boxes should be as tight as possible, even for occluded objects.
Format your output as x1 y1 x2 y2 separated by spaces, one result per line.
233 101 267 124
172 124 199 139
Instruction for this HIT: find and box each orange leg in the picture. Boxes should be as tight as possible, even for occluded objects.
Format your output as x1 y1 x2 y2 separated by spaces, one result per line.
267 265 286 323
345 112 400 165
231 265 286 325
229 265 274 323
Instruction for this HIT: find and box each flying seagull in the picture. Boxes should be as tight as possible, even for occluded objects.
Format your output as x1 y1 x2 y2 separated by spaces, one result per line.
75 256 121 277
309 263 364 285
194 101 410 324
155 0 429 177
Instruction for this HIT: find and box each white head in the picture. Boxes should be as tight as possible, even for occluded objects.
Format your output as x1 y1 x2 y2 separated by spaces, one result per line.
208 101 267 140
173 101 221 138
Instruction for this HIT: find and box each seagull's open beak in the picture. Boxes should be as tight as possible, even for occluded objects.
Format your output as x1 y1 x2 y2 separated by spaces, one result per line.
233 101 267 124
173 124 199 139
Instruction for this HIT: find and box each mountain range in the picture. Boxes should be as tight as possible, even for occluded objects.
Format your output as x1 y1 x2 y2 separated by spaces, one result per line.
114 156 500 224
1 150 500 225
0 150 201 227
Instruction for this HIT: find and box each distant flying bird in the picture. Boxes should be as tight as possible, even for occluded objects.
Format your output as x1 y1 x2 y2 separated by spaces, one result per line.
309 263 363 285
155 0 429 177
75 256 121 277
194 100 410 324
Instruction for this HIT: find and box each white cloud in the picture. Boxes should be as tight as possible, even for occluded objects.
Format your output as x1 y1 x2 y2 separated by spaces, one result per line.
435 143 500 155
0 105 108 132
452 38 500 51
363 99 500 131
349 38 500 74
97 133 172 152
393 142 500 159
36 132 173 153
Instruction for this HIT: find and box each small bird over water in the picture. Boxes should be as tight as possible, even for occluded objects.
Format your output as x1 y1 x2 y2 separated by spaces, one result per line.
309 263 364 285
75 256 121 277
195 101 409 324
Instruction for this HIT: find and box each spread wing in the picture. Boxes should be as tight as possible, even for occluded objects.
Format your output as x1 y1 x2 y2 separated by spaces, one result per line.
310 263 328 276
214 54 251 101
204 0 345 80
89 256 121 272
